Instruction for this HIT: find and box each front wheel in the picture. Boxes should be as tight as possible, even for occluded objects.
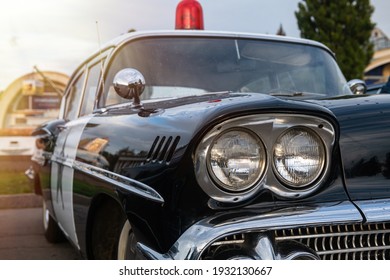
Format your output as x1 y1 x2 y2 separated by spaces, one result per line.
90 199 139 259
117 220 138 259
42 200 64 243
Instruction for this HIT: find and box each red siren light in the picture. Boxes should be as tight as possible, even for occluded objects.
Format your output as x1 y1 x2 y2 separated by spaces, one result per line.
175 0 204 30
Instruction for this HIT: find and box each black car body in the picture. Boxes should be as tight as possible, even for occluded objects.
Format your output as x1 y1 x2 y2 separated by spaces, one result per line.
32 30 390 260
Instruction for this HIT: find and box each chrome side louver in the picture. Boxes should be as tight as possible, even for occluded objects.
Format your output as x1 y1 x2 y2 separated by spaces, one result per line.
146 136 180 164
113 136 180 173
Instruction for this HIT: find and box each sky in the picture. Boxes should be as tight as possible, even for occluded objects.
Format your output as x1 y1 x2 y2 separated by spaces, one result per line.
0 0 389 91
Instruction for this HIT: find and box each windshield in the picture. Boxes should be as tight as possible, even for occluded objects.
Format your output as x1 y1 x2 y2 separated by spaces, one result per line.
103 36 350 106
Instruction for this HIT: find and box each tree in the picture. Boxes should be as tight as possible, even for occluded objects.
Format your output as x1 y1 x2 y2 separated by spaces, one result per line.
276 24 286 36
295 0 375 80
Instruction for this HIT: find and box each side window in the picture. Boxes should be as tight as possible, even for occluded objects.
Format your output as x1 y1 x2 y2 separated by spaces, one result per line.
80 62 102 116
64 71 86 121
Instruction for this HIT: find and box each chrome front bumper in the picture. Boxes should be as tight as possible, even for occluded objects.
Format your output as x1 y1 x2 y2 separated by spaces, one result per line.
137 201 364 260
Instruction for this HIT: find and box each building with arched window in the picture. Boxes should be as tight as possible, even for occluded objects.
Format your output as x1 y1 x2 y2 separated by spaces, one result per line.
365 28 390 85
0 71 69 156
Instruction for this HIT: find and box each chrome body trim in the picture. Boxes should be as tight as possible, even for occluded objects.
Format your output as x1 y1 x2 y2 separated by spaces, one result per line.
355 199 390 222
194 114 335 203
52 156 74 169
72 160 164 204
137 201 362 260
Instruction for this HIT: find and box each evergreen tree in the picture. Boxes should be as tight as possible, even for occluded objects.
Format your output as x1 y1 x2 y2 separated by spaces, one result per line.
295 0 375 80
276 24 286 36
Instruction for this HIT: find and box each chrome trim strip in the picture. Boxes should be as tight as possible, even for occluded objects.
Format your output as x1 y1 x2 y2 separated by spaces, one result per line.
52 156 74 169
73 160 164 204
137 201 362 260
355 199 390 222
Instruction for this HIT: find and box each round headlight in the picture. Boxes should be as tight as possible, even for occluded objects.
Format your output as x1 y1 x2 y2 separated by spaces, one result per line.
273 127 325 188
207 129 266 192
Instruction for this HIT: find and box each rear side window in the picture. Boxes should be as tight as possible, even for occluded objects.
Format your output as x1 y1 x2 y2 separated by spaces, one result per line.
80 62 102 116
64 71 86 121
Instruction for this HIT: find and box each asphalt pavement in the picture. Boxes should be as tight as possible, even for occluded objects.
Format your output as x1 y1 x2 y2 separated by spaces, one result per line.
0 197 81 260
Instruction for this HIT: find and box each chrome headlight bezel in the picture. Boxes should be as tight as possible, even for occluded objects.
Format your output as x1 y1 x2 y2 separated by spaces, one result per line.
194 114 335 203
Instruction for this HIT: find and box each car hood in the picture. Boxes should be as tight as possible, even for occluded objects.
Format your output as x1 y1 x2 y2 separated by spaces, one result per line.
133 91 336 128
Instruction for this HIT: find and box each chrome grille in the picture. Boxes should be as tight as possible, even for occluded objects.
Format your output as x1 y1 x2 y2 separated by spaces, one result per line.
201 223 390 260
201 234 246 260
274 223 390 260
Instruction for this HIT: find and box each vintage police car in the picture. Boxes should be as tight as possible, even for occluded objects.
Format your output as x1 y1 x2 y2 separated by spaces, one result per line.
31 29 390 260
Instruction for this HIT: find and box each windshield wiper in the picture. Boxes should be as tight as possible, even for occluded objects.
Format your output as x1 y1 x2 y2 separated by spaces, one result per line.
267 90 326 98
267 88 304 97
269 92 303 97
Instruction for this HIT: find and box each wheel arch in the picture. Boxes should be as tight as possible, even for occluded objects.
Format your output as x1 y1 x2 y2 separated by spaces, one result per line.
85 193 125 259
84 191 165 259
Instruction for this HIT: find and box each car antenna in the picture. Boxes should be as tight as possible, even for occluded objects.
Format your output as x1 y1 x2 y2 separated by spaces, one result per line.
33 65 64 97
96 20 105 92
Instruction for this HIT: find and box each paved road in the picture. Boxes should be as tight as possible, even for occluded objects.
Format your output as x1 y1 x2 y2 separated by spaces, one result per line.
0 207 81 260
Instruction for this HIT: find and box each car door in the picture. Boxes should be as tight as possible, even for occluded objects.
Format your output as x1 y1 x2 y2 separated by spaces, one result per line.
50 66 87 246
51 57 106 247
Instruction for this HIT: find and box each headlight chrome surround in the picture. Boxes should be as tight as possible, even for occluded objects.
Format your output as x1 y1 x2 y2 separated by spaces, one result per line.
207 128 266 193
194 114 335 203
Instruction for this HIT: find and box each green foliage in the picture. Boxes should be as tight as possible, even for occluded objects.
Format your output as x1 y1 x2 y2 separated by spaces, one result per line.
295 0 375 80
0 171 31 195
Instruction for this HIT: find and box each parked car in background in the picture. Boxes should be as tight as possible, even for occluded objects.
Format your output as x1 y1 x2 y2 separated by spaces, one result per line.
366 83 383 94
31 29 390 260
366 77 390 94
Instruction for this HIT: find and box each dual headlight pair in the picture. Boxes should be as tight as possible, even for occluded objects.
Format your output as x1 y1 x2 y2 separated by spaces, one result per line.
194 114 335 203
209 126 325 192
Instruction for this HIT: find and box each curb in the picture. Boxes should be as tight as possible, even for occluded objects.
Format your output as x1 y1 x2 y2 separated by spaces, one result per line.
0 193 42 209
